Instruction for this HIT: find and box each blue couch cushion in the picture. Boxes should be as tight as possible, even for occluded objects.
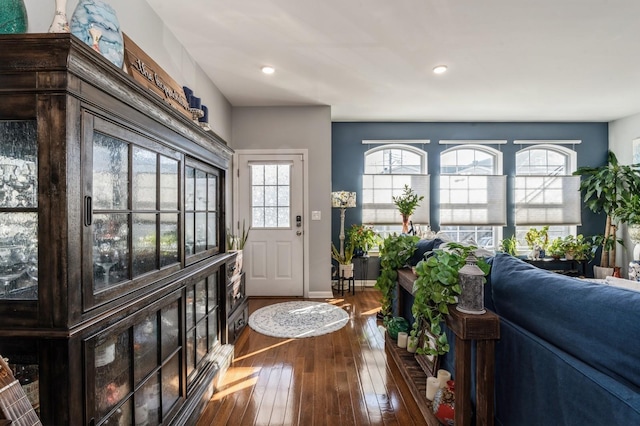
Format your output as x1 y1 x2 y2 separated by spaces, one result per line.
490 253 640 389
407 238 444 266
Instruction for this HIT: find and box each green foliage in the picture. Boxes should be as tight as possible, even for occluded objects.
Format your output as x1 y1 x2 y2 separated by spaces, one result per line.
331 241 354 265
227 220 251 250
613 193 640 226
392 184 425 217
374 234 420 322
574 151 640 219
547 237 565 258
347 224 380 252
411 243 490 356
498 235 518 256
524 226 549 250
562 234 599 261
574 151 640 266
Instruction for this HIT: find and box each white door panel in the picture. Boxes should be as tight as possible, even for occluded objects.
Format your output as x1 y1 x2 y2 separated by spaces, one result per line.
238 153 304 297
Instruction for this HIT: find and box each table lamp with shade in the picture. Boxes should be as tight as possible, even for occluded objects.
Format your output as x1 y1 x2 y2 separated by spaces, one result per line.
331 191 357 257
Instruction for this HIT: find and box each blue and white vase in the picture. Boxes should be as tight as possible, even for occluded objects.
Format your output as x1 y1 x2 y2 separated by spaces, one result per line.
70 0 124 68
0 0 28 34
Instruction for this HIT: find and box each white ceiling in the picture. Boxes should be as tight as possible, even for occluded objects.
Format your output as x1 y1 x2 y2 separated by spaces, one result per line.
146 0 640 122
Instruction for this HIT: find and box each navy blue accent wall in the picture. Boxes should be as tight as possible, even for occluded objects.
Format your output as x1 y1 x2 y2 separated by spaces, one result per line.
331 122 609 249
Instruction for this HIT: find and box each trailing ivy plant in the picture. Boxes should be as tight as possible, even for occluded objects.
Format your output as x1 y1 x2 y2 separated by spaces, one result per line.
411 243 490 355
374 233 420 323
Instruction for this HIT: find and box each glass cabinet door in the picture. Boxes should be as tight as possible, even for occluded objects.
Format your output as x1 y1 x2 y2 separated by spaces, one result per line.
0 120 38 300
88 295 183 425
185 270 220 386
85 114 181 308
184 157 221 265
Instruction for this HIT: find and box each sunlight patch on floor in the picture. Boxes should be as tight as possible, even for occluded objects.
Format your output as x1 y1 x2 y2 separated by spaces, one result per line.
212 366 261 401
233 338 296 362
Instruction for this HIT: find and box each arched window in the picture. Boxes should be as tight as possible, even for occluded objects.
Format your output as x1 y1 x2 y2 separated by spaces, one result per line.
362 145 429 238
439 145 506 248
514 144 580 246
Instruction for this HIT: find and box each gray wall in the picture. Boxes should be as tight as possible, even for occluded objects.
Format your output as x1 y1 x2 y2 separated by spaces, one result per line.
231 106 333 296
23 0 232 142
609 113 640 275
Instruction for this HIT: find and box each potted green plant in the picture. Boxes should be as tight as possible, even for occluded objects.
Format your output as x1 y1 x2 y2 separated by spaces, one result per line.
524 226 549 259
411 243 490 355
347 224 380 256
498 235 518 256
374 234 420 322
226 220 250 273
547 237 565 259
574 151 640 271
565 234 598 261
614 193 640 244
331 241 355 278
392 184 425 234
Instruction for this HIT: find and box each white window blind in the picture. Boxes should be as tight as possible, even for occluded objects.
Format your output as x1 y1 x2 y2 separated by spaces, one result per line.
514 175 582 225
439 175 507 225
362 174 430 224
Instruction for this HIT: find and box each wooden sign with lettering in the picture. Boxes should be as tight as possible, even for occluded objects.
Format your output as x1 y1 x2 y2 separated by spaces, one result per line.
122 33 192 119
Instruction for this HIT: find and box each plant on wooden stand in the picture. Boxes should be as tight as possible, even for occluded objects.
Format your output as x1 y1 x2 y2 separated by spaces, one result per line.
392 184 424 234
574 151 640 270
374 234 420 323
411 243 490 356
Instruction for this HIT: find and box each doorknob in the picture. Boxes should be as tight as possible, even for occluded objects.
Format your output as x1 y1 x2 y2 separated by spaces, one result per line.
296 231 302 236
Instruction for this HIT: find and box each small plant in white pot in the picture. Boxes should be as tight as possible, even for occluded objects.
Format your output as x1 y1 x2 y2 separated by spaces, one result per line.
331 241 355 278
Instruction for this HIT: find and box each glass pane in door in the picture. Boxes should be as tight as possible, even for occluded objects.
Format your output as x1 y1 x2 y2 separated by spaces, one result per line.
0 212 37 299
159 156 178 211
95 330 131 419
132 146 157 210
132 213 158 276
93 133 128 210
159 213 178 267
93 213 129 290
0 121 38 300
134 314 158 384
0 121 37 208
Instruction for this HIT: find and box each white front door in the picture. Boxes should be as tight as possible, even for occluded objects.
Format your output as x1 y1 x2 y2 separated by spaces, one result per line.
237 153 304 296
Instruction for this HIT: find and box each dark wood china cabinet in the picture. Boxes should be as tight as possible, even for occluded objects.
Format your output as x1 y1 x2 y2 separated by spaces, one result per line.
0 34 236 425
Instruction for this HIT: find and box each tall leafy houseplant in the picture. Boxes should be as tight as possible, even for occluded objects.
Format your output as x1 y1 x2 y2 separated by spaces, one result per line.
392 184 424 234
574 151 640 267
411 243 490 355
374 234 420 322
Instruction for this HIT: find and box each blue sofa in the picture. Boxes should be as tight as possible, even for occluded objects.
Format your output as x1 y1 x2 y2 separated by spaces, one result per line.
454 253 640 425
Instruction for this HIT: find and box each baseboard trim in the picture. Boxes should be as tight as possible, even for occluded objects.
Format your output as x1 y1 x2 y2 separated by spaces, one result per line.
308 291 334 299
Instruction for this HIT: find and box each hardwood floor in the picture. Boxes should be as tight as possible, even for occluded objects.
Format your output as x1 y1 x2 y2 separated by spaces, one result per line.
196 288 428 426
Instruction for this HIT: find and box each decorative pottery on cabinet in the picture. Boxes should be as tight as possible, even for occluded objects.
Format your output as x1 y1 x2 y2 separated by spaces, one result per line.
0 0 27 34
49 0 70 33
70 0 124 68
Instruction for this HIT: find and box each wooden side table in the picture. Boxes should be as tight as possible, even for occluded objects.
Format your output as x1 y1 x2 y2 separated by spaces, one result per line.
397 268 500 426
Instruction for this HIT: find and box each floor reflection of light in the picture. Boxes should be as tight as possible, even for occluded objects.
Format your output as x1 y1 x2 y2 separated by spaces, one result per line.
233 339 296 362
211 366 261 401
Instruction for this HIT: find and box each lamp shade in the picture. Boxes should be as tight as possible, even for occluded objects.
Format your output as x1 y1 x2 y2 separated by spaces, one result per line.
331 191 356 208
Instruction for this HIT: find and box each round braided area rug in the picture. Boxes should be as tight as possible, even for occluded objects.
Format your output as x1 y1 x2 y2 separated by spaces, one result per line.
248 301 349 338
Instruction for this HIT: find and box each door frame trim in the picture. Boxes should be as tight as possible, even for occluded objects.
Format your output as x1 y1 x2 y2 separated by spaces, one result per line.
232 149 309 297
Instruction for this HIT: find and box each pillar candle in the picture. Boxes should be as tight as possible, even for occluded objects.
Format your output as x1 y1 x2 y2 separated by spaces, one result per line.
426 376 440 400
397 331 408 348
437 369 451 388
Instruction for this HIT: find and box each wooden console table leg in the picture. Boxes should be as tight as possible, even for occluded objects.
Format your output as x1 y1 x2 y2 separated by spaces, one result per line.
454 337 472 426
476 339 495 426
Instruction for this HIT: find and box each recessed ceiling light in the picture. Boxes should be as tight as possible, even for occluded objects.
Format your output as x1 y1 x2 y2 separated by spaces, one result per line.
433 65 448 74
261 66 275 75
